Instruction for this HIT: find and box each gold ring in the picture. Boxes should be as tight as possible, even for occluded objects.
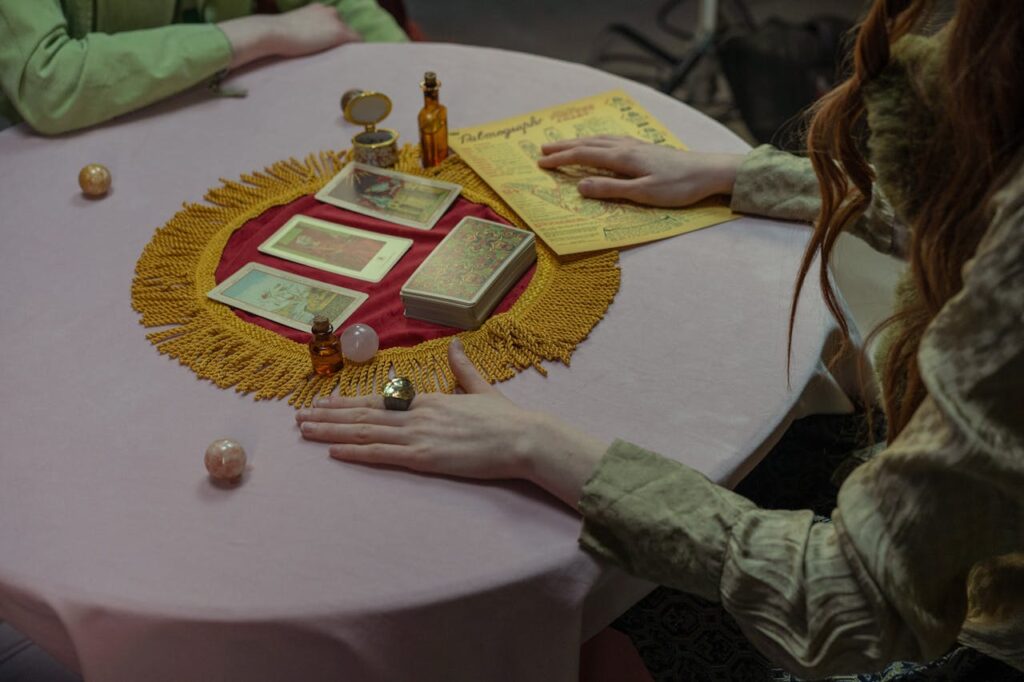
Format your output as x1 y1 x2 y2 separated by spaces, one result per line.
383 377 415 411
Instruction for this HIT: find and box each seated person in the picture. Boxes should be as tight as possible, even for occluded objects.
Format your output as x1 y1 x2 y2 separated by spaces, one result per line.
0 0 407 134
295 0 1024 678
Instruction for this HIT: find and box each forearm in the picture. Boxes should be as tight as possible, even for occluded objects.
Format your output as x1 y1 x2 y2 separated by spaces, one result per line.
579 440 755 599
519 412 608 510
730 145 822 222
577 441 923 677
721 509 922 676
731 145 908 258
277 0 407 41
700 152 744 197
217 15 279 69
0 1 230 134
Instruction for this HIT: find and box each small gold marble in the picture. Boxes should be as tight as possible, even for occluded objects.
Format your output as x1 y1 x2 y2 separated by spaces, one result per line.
78 164 111 197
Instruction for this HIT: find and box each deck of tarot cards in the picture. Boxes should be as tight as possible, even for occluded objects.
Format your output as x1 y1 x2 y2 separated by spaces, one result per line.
401 217 536 329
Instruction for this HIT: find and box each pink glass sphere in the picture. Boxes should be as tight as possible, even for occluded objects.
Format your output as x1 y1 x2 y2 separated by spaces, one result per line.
204 439 247 483
340 323 379 363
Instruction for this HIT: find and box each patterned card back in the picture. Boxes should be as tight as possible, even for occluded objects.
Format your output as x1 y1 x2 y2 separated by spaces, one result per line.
403 218 533 304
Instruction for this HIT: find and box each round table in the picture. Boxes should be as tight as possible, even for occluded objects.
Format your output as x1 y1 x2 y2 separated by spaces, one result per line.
0 43 850 681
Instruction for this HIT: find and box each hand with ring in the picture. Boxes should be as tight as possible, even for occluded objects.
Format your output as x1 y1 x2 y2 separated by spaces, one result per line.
382 377 415 411
294 339 608 508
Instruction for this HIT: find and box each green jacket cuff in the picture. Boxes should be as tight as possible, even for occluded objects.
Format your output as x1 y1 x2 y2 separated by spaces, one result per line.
730 144 822 223
578 439 755 601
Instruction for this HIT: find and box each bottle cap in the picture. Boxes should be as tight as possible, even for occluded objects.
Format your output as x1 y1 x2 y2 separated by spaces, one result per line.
421 72 440 89
311 315 332 334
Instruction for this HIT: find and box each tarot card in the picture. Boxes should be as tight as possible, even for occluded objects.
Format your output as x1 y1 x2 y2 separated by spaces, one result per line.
258 215 412 283
208 263 368 332
315 163 462 230
401 217 535 305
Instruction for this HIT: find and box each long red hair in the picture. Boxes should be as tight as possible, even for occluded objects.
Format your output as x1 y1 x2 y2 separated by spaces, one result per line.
792 0 1024 440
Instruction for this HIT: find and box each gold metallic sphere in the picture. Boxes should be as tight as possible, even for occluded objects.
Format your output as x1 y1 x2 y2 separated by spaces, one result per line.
78 164 111 197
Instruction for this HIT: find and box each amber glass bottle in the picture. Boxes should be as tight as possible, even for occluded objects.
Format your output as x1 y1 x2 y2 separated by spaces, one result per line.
418 71 448 167
308 315 343 375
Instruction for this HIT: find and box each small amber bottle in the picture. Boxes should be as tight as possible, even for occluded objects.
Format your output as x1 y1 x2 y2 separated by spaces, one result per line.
308 315 343 375
418 71 448 168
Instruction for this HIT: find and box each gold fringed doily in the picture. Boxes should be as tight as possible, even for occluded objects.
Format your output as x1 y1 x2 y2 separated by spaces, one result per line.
131 145 620 406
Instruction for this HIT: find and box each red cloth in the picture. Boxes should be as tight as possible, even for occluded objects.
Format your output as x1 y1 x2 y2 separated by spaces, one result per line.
215 195 535 346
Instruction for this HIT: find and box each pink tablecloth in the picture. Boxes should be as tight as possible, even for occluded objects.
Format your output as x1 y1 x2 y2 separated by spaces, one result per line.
0 43 851 681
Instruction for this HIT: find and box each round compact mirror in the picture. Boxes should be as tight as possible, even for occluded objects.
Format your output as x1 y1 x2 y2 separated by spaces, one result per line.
343 91 393 128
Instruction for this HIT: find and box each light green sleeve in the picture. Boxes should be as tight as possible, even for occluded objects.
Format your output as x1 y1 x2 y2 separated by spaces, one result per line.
0 0 231 135
730 144 909 259
276 0 408 42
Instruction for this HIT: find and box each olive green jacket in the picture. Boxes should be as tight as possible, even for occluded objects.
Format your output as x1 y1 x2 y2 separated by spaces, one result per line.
579 36 1024 677
0 0 406 134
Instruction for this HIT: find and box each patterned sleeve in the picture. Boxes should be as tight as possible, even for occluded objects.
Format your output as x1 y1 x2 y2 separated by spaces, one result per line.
580 165 1024 675
579 440 925 678
730 145 909 259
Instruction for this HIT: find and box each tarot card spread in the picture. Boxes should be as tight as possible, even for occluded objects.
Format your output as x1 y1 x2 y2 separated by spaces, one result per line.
258 215 413 283
208 263 367 332
450 89 737 255
315 163 462 230
401 217 536 329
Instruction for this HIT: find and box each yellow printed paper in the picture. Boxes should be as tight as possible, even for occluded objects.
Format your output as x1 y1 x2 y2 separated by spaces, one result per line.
449 90 736 256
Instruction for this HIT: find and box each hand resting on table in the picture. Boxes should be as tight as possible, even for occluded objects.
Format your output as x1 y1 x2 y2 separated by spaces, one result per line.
538 135 744 208
295 136 749 510
295 340 607 510
220 3 361 70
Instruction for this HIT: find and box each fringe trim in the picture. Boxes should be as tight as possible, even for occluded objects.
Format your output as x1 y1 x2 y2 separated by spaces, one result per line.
131 145 620 406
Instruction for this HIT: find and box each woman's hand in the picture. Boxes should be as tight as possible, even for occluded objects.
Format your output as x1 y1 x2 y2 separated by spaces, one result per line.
294 340 608 509
220 4 360 70
538 136 743 208
270 4 362 57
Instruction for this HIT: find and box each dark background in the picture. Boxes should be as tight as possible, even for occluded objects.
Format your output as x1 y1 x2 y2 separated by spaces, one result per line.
402 0 867 143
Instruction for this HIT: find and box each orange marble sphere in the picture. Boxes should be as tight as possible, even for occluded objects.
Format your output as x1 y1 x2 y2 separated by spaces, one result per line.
78 164 111 197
